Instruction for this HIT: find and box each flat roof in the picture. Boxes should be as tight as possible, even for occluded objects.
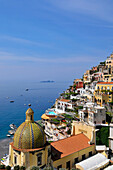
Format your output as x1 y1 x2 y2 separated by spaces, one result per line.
76 153 109 170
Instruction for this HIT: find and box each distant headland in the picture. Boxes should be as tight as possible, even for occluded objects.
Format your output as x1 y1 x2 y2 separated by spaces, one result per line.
40 80 55 83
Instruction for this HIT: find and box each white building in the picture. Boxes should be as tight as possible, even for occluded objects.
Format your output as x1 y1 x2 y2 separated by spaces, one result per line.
88 105 106 125
55 99 74 113
75 88 86 95
78 103 106 125
44 121 67 141
76 153 109 170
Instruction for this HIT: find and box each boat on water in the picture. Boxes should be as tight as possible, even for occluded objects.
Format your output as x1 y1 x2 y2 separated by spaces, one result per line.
6 134 11 137
8 130 16 135
25 88 29 91
9 124 17 130
10 100 14 103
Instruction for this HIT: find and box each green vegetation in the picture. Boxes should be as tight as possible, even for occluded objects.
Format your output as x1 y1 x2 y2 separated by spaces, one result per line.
0 165 5 169
36 120 43 127
109 102 113 105
63 114 73 120
31 166 40 170
20 166 26 170
71 99 77 102
52 119 60 123
77 106 83 109
106 113 112 124
96 126 109 147
6 166 11 170
100 61 105 65
14 166 20 170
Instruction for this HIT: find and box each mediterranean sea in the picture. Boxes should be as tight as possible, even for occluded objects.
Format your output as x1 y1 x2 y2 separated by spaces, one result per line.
0 80 72 139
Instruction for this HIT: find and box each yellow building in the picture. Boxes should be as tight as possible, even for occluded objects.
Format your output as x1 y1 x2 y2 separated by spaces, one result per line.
51 121 96 169
9 108 50 169
94 82 113 106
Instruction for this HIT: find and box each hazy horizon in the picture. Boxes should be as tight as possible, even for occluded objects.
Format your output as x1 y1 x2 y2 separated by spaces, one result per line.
0 0 113 81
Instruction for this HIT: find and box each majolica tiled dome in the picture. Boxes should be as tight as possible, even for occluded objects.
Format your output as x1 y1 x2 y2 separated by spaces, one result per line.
13 108 46 149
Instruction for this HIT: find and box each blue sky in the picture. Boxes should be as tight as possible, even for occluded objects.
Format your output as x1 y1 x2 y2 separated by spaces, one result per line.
0 0 113 81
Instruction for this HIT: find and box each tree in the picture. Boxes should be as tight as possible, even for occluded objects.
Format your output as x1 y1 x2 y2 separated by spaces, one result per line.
31 166 40 170
14 165 20 170
6 166 11 170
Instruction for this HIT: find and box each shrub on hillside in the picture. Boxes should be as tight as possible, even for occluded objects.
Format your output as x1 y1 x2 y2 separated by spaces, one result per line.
14 165 19 170
0 165 5 169
6 165 11 170
31 166 40 170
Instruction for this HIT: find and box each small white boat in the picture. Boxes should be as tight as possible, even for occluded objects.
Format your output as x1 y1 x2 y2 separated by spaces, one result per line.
6 134 11 137
9 124 17 130
8 130 15 135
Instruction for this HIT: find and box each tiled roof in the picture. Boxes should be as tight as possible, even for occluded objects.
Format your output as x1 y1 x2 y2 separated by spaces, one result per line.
51 133 93 159
97 82 113 85
60 99 70 102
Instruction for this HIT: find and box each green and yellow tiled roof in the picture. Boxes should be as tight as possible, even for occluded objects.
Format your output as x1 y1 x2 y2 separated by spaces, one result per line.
13 108 46 149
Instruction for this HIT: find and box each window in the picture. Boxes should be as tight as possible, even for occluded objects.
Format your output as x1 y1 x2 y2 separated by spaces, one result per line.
82 154 85 160
14 155 17 164
89 151 92 157
101 86 103 90
37 154 42 166
74 157 78 164
31 115 32 120
107 86 110 90
66 161 70 170
57 165 62 169
48 148 51 157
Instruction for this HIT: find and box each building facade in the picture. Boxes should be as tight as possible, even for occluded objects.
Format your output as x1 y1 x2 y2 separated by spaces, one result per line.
94 82 113 106
9 108 50 169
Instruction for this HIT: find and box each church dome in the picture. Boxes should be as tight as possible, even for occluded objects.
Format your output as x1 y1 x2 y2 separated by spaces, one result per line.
13 108 46 149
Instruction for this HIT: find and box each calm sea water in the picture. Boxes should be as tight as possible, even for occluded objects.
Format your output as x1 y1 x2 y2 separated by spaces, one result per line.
0 80 72 139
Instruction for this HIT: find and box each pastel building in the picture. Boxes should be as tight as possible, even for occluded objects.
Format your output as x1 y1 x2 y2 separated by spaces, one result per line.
83 70 92 84
9 108 50 169
103 54 113 82
94 82 113 106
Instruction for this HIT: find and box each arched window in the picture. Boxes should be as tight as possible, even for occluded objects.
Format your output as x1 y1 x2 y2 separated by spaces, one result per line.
97 86 99 90
37 153 42 166
14 155 17 165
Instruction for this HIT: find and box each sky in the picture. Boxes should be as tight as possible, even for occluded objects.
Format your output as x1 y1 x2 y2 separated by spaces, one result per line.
0 0 113 81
